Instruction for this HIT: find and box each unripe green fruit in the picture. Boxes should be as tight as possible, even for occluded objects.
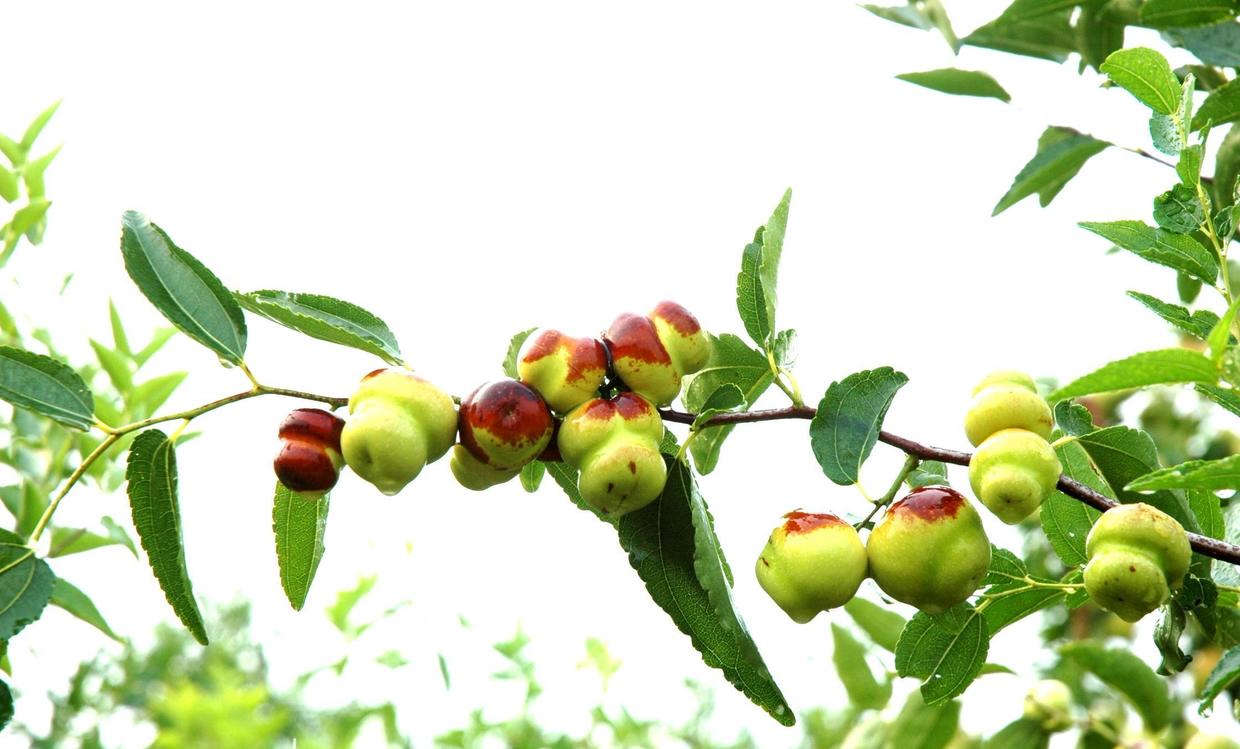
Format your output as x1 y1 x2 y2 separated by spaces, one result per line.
1022 679 1073 732
1083 503 1191 622
558 392 667 516
964 372 1053 447
1186 733 1240 749
866 486 991 613
449 444 520 491
340 368 457 495
971 370 1038 395
273 408 346 500
968 428 1061 524
604 302 711 406
755 511 867 623
458 379 554 470
517 329 609 414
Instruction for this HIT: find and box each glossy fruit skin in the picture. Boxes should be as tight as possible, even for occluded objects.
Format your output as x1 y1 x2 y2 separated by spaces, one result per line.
604 302 710 406
1022 679 1072 732
755 511 868 623
1083 502 1191 622
971 370 1038 395
968 428 1062 524
517 330 609 414
964 372 1053 447
449 444 520 491
866 486 991 613
274 408 345 499
340 368 457 495
558 391 667 516
458 380 554 470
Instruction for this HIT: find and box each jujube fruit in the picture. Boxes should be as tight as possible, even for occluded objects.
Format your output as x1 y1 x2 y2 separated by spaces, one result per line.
273 408 345 499
1083 502 1190 622
557 391 667 516
755 511 868 623
1022 679 1073 732
968 428 1061 524
458 379 554 470
604 301 711 406
866 486 991 613
449 444 521 491
964 371 1053 446
518 330 609 414
340 368 457 495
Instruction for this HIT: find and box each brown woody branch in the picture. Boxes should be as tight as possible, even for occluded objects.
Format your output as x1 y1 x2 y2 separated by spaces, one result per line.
659 406 1240 566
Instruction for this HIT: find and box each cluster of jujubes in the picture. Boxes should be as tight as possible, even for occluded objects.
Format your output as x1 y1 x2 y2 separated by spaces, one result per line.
755 486 992 623
270 302 711 519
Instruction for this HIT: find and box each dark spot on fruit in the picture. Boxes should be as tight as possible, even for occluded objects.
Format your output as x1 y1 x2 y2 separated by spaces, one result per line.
607 482 614 493
1129 565 1136 572
628 461 637 474
760 557 771 568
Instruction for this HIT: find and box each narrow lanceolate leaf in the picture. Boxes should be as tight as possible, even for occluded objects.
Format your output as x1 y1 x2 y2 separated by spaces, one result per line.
963 12 1077 62
1126 291 1219 339
1080 426 1198 532
50 577 120 641
1194 78 1240 131
682 334 775 474
844 597 907 653
832 623 892 710
1208 296 1240 365
502 327 536 379
1142 0 1239 29
0 346 94 430
236 290 402 365
1100 47 1181 115
758 189 792 347
125 430 208 644
273 482 330 611
120 211 247 366
895 68 1011 102
993 129 1108 215
0 543 53 639
19 100 60 151
1041 441 1106 567
894 605 989 705
1198 383 1240 417
736 227 771 349
617 460 793 725
1127 455 1240 492
810 367 909 485
1049 349 1218 400
1199 646 1240 715
1060 642 1173 730
1079 220 1217 284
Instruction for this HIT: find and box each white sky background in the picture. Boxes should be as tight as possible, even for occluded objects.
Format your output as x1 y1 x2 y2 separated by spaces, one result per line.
2 1 1236 746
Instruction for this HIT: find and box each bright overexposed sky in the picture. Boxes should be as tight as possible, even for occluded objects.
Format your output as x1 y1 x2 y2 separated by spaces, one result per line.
2 2 1235 746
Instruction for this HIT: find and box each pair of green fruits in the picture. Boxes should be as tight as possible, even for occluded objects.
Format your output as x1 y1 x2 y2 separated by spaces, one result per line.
271 302 711 518
756 370 1192 625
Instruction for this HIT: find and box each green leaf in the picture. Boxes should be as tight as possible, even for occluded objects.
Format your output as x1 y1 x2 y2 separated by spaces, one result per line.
895 68 1011 102
998 0 1086 23
895 605 989 705
502 327 536 379
1198 382 1240 417
6 198 49 240
1194 78 1240 130
519 460 545 493
48 524 138 559
1208 295 1240 365
618 459 793 725
129 372 188 419
1154 599 1190 674
120 211 247 366
273 482 330 612
51 577 120 641
907 460 951 489
236 290 402 365
1179 144 1205 187
19 100 60 151
1050 349 1218 400
809 367 908 486
758 189 791 347
1076 0 1127 72
1141 0 1239 29
1126 454 1240 491
1054 399 1095 436
887 692 960 749
134 327 177 367
1126 291 1219 339
1168 22 1240 67
1060 642 1173 729
831 624 892 710
125 430 208 644
108 300 131 357
0 543 53 639
982 719 1050 749
1041 441 1106 566
1153 183 1204 233
22 145 61 200
90 339 133 393
993 129 1108 214
326 575 375 634
1150 112 1181 157
682 334 775 474
0 346 94 430
0 164 17 203
982 581 1065 634
963 11 1077 61
1079 220 1217 284
1100 47 1181 115
862 4 935 29
1079 426 1198 532
690 383 744 431
736 227 771 348
0 679 11 732
843 597 907 652
1198 645 1240 715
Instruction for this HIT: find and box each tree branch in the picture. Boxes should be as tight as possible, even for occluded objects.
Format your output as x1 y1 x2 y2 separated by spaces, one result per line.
659 406 1240 566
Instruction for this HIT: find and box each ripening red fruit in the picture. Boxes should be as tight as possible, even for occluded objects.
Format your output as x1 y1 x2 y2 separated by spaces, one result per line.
458 379 555 471
274 408 346 499
518 330 609 414
604 302 711 406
